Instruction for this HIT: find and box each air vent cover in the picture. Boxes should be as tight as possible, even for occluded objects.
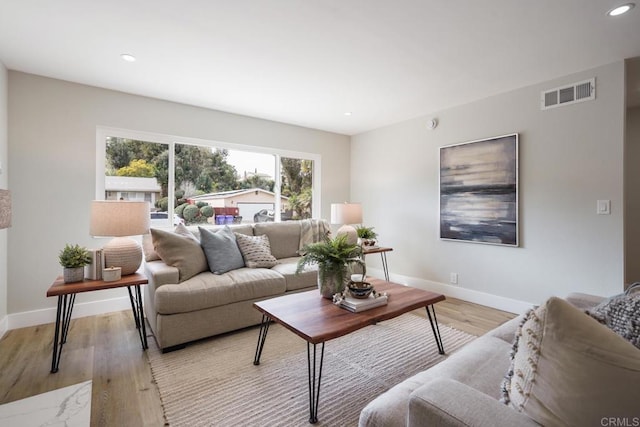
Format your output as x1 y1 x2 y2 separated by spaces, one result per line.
541 78 595 110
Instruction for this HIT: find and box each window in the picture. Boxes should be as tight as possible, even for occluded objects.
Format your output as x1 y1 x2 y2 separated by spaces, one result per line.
97 128 320 227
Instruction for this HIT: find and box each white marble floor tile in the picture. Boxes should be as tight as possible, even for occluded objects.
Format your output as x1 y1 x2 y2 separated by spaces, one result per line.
0 380 91 427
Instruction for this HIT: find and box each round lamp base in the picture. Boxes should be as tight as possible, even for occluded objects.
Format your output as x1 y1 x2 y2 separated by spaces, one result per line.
103 237 142 276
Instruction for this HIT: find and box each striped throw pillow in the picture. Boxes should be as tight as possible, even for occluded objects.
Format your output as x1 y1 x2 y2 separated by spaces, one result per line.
234 233 277 268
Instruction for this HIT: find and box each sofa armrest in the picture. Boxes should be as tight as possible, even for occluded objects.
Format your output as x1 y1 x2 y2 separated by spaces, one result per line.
408 378 539 427
144 260 179 291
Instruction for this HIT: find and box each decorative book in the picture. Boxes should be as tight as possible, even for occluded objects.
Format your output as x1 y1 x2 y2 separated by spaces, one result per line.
340 294 388 313
85 248 103 280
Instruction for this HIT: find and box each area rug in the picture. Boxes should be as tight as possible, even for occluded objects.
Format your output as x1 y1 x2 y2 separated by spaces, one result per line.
147 313 475 427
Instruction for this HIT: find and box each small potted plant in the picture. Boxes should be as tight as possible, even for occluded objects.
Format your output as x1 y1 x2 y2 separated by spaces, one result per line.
356 226 378 247
296 234 363 298
58 244 92 283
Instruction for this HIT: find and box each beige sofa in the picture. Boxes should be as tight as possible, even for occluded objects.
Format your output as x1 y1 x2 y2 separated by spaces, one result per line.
143 220 324 351
359 292 640 426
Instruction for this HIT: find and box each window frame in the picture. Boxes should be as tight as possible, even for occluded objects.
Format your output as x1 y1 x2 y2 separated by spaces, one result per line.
96 126 322 224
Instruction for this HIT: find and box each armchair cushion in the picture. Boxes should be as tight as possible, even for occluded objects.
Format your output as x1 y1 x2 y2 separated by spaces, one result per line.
409 378 539 427
502 297 640 426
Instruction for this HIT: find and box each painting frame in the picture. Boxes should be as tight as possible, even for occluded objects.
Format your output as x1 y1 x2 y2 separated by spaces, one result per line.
439 133 519 247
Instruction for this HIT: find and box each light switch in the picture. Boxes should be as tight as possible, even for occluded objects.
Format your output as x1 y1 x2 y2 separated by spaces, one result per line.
597 200 611 215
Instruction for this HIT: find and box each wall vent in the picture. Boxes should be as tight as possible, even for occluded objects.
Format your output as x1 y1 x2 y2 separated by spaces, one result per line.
541 78 595 110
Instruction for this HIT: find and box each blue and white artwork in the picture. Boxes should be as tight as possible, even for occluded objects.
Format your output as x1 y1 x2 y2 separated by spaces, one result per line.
440 134 518 246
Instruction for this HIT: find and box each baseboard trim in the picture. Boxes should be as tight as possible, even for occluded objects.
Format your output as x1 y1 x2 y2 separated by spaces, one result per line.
368 267 533 314
5 271 532 332
7 296 132 330
0 314 8 340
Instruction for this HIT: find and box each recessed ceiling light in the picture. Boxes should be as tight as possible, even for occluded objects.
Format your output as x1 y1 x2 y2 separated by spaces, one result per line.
607 3 635 16
344 112 353 116
120 53 136 62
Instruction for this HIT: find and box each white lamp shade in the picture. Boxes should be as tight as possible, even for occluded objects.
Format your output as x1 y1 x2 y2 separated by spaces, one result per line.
330 203 362 225
90 201 150 237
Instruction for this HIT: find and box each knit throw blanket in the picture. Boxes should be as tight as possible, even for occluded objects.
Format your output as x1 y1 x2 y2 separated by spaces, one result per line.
298 219 331 255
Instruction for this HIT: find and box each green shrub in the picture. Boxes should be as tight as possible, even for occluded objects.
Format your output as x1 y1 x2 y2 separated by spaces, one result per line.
175 203 187 217
195 201 206 208
175 189 185 199
200 205 214 218
156 197 169 212
183 204 200 221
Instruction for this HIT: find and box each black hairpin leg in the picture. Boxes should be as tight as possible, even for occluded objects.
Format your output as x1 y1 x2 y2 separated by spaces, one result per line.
253 314 271 365
426 305 445 355
127 285 148 350
380 252 390 281
307 342 325 424
51 293 76 373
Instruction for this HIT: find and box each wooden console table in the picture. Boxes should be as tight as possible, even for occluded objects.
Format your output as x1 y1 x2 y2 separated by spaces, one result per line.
362 246 393 280
46 273 148 373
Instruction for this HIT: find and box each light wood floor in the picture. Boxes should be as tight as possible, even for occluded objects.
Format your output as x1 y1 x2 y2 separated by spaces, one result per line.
0 297 515 427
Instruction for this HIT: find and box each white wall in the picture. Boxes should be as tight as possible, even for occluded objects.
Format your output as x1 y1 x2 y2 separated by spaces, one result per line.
0 62 7 334
625 107 640 284
7 72 350 319
352 61 625 309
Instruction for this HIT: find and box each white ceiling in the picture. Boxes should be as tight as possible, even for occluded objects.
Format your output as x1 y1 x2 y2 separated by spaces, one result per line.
0 1 639 135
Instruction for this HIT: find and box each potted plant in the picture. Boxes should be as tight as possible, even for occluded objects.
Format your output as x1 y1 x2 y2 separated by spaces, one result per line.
296 234 363 298
58 243 92 283
356 225 378 247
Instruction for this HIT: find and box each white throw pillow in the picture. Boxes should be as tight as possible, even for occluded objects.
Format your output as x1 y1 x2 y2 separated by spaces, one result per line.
501 297 640 426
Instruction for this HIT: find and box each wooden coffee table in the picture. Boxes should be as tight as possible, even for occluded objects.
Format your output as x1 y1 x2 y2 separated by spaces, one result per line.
252 279 446 424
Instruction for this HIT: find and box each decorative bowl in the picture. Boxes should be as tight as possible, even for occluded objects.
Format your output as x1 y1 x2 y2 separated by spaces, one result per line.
348 281 373 299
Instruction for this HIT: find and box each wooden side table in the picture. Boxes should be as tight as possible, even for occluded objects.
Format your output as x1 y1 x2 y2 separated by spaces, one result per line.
362 246 393 281
46 273 149 373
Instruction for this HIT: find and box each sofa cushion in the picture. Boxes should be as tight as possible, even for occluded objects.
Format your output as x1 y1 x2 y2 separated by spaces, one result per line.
254 221 301 259
501 297 640 426
155 268 286 314
235 233 277 268
199 226 245 274
271 256 318 291
360 335 509 427
151 227 208 282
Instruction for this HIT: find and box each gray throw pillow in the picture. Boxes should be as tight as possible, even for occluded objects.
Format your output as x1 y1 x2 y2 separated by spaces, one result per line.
199 226 245 274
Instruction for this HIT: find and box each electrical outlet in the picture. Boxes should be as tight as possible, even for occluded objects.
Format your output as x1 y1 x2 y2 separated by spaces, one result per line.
450 273 458 285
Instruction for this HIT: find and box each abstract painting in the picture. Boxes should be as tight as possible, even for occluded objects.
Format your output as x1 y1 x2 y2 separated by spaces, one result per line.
440 134 518 246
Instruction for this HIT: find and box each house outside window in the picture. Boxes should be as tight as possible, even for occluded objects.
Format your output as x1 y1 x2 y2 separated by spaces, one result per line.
96 128 320 227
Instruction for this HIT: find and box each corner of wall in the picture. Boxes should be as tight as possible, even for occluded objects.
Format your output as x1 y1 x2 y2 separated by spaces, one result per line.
0 61 9 324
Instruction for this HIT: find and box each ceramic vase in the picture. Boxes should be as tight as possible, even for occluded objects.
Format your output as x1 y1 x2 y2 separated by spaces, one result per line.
317 268 347 299
63 267 84 284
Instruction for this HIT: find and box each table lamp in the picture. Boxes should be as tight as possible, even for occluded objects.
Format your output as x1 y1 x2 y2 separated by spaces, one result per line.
90 200 150 275
0 189 11 230
330 202 362 245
